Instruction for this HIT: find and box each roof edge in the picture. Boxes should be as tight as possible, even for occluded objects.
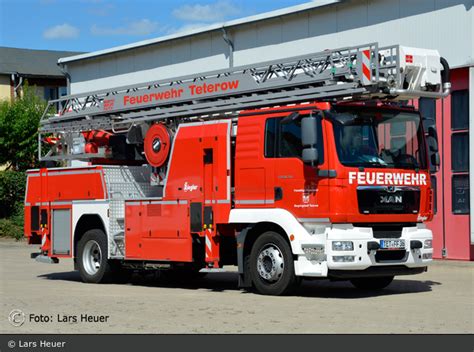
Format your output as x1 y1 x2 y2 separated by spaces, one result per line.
58 0 340 65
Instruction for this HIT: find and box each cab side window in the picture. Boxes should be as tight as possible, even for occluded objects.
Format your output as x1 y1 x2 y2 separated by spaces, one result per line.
264 115 324 164
280 121 302 157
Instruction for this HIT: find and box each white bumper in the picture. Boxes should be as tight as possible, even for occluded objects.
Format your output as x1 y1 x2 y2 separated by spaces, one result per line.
294 223 433 277
228 208 432 279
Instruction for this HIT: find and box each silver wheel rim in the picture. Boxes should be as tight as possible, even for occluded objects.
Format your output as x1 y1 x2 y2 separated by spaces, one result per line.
83 240 102 276
256 243 284 282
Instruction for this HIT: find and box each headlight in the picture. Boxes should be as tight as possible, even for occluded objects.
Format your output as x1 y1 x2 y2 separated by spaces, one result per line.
332 255 355 262
332 241 354 251
424 240 433 249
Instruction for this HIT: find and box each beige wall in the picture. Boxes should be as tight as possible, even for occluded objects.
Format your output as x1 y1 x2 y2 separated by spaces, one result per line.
0 74 11 101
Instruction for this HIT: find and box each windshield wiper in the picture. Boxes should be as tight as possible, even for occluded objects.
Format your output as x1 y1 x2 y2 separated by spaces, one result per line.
363 161 388 168
342 161 388 168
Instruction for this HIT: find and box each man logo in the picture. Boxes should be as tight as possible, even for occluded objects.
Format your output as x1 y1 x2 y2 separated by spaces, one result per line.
380 195 403 204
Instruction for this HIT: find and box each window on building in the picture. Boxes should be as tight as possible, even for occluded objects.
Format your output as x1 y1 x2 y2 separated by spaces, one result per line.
431 176 437 214
419 98 436 120
59 86 68 97
452 175 469 214
450 88 469 215
451 90 469 130
264 114 324 163
44 87 58 101
451 132 469 172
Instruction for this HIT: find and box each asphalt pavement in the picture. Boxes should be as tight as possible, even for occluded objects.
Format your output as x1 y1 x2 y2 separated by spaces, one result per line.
1 238 473 333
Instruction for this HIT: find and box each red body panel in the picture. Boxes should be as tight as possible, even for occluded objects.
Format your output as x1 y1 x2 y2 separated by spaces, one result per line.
24 166 107 257
125 201 192 261
124 121 231 263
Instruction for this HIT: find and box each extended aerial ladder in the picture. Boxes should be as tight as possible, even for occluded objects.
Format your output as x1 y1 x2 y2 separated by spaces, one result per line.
39 42 450 161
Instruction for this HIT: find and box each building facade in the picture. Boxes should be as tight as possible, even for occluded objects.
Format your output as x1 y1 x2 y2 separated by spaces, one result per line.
58 0 473 260
0 47 81 102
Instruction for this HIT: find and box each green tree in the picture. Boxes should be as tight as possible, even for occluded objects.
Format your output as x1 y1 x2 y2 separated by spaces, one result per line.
0 83 47 171
0 84 47 238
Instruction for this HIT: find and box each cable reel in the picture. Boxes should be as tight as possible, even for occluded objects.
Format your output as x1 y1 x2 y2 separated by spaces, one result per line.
144 124 172 167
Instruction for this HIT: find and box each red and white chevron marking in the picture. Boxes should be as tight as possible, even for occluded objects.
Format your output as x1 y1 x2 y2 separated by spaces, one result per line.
361 49 371 85
205 229 213 260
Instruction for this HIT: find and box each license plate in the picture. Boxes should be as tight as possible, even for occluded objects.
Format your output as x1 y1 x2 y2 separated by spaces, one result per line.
379 239 405 250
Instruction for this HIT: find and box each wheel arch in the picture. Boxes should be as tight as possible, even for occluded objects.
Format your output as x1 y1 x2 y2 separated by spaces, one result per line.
229 208 310 256
242 222 291 261
235 221 292 288
73 214 107 259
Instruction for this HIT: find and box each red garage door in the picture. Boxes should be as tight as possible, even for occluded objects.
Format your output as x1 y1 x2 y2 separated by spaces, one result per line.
420 68 471 260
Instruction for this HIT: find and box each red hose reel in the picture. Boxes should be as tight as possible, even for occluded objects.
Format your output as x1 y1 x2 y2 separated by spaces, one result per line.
144 124 171 167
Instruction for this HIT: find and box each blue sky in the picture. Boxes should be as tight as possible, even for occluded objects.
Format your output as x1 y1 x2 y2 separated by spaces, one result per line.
0 0 310 53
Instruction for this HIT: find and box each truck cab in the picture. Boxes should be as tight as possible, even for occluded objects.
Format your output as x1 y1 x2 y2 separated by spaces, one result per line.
232 101 435 293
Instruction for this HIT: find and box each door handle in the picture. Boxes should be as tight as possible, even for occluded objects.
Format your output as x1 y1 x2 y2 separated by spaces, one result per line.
274 187 283 201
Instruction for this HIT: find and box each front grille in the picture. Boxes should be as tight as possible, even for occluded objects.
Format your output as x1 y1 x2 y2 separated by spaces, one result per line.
372 225 402 238
354 223 416 239
357 186 420 214
375 250 407 262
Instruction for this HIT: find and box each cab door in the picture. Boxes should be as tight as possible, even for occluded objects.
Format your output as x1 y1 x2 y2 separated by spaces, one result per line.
265 113 330 219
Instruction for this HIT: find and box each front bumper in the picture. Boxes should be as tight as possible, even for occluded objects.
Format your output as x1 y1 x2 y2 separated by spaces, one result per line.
328 266 427 279
294 223 433 277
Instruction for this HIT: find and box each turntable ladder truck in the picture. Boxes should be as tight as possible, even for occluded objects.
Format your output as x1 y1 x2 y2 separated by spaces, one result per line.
24 42 450 295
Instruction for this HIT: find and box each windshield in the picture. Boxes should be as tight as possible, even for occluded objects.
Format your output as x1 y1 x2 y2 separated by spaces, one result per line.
332 109 427 170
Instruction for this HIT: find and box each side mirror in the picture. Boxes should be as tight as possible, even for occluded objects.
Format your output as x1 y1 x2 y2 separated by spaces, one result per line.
302 148 319 164
425 123 440 171
301 112 320 166
431 152 440 169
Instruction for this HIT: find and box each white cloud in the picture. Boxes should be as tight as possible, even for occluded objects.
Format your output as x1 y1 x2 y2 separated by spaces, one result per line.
43 23 79 39
172 0 240 22
90 19 158 36
87 3 115 16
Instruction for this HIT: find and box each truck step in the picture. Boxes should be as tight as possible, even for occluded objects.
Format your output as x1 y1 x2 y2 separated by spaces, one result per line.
199 268 233 273
31 253 59 264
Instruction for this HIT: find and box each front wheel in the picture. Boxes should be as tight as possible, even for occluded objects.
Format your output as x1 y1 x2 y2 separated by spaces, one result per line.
350 276 394 290
249 231 296 296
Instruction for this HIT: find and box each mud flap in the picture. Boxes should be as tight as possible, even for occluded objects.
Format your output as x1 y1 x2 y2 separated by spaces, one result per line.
236 227 252 288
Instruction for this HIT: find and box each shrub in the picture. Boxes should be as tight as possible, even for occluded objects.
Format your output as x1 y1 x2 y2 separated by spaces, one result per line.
0 170 26 218
0 218 23 240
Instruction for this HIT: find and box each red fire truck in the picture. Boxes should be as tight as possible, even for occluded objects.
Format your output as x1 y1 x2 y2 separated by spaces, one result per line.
25 43 450 295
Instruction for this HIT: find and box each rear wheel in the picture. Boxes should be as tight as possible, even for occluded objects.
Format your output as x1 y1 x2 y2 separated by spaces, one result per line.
350 276 394 290
77 229 118 283
249 231 296 296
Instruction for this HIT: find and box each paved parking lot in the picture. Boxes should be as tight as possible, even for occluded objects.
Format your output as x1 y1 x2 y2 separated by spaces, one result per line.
1 238 473 334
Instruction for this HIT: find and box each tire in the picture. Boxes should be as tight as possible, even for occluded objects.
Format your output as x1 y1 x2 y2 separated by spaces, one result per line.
77 229 116 283
350 276 394 290
249 231 296 296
